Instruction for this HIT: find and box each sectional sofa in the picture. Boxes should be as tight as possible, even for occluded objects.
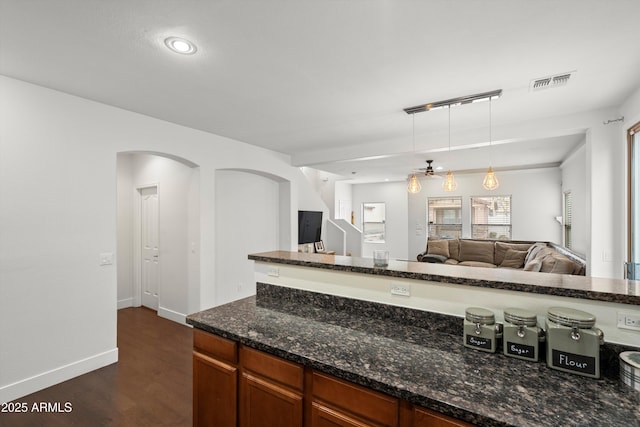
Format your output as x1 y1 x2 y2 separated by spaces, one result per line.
416 238 586 275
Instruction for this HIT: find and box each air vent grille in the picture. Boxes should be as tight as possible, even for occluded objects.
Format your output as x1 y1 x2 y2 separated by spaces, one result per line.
530 71 574 92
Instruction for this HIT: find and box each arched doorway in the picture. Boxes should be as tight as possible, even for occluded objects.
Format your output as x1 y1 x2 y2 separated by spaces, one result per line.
116 151 200 323
214 169 292 306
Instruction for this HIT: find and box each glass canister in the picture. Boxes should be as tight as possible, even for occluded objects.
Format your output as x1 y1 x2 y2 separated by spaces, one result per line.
464 307 502 353
546 307 604 378
503 308 545 361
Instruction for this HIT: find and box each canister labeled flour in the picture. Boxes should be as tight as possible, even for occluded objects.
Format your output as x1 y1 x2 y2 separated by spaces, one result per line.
464 307 502 353
546 307 604 378
503 308 544 361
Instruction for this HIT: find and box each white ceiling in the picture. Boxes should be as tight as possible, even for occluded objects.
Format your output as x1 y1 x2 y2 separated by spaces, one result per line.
1 0 639 183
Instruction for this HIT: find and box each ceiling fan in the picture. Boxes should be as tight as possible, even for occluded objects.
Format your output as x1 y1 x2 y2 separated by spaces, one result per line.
415 160 443 179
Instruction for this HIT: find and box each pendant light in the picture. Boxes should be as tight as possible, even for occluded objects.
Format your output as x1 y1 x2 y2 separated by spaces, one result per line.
482 98 499 190
407 173 421 193
407 114 422 193
442 106 457 191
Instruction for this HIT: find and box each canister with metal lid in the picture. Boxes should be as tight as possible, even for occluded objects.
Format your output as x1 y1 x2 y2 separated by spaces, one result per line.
464 307 502 353
620 351 640 392
503 307 545 361
546 307 604 378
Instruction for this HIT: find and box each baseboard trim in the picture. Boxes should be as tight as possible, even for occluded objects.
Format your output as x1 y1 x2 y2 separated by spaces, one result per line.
158 306 189 326
117 297 134 309
0 348 118 404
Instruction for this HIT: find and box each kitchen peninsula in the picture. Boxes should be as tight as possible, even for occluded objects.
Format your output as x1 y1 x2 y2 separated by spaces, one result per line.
186 252 640 426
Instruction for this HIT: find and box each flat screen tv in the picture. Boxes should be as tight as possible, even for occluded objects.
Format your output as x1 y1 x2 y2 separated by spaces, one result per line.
298 210 323 244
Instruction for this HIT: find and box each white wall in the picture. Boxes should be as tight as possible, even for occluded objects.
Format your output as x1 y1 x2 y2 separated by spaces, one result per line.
294 167 333 248
561 143 587 256
300 167 340 219
331 219 362 257
215 170 280 305
352 181 409 259
335 181 353 222
407 168 563 260
0 78 119 402
117 154 134 308
296 168 331 234
586 122 624 278
0 75 326 402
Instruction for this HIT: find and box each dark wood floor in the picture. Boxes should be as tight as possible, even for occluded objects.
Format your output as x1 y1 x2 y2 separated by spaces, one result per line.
1 307 193 427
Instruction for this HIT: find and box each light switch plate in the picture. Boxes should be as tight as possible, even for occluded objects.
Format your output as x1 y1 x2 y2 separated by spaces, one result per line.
99 252 114 266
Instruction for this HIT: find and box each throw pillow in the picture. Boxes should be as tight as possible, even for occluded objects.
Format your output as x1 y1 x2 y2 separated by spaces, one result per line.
448 239 460 261
459 240 495 264
550 256 578 274
494 242 534 265
539 249 562 272
427 239 450 258
499 249 528 269
523 259 542 272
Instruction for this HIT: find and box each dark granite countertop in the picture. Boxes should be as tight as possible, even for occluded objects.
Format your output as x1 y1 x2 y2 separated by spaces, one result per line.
249 251 640 305
186 283 640 427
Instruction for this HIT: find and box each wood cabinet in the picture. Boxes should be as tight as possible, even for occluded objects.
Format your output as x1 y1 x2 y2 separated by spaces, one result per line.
399 402 474 427
412 407 473 427
193 329 474 427
193 330 238 427
240 346 304 427
310 372 398 427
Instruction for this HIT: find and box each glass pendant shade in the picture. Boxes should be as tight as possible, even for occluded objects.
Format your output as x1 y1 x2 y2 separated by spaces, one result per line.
407 174 422 193
442 170 457 191
483 99 500 190
482 166 499 190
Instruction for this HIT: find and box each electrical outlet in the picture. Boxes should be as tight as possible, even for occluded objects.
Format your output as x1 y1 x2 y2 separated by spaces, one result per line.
390 283 411 297
617 312 640 331
267 267 279 277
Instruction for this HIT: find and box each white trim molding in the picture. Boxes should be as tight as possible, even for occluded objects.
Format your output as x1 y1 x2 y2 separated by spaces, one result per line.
0 349 118 404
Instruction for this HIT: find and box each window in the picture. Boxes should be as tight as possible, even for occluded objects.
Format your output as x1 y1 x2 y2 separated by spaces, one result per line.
427 197 462 238
563 191 572 249
362 202 385 243
471 196 512 240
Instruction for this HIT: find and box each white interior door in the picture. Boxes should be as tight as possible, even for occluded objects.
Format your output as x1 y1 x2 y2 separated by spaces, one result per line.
141 186 159 310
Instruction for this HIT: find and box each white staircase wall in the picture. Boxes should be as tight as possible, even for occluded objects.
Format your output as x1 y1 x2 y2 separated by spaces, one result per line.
324 219 346 255
333 219 362 257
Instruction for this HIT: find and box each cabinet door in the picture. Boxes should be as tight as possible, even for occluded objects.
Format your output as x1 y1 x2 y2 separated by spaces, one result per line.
311 372 398 427
311 401 379 427
412 406 473 427
193 351 238 427
240 372 303 427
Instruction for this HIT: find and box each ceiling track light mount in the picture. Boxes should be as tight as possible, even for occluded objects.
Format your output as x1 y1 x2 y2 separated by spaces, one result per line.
403 89 502 115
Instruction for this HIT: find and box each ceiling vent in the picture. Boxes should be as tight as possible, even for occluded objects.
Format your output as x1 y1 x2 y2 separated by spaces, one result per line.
530 71 575 92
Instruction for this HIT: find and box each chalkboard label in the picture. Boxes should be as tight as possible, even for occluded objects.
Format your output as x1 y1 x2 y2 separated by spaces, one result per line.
506 342 535 359
466 334 492 350
551 349 596 375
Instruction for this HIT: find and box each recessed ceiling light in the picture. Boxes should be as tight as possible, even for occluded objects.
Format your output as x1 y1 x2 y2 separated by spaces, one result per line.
164 37 197 55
